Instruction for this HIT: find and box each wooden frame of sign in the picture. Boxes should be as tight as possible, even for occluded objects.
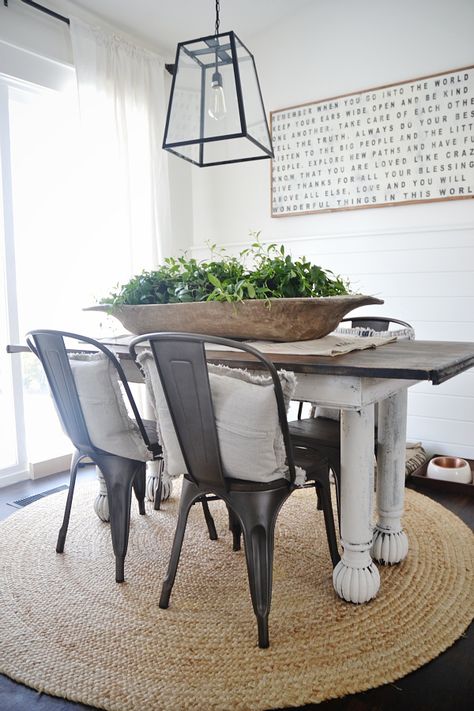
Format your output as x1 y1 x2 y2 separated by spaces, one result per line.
270 65 474 217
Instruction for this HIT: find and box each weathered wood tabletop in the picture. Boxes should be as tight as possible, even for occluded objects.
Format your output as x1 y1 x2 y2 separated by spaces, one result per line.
204 339 474 384
9 337 474 383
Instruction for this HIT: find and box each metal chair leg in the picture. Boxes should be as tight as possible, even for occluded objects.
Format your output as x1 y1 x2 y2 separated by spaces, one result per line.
315 484 340 567
160 478 202 608
95 454 138 583
227 505 242 551
200 496 218 540
245 522 272 648
56 448 83 554
154 459 164 511
230 487 291 649
315 488 324 511
132 462 146 515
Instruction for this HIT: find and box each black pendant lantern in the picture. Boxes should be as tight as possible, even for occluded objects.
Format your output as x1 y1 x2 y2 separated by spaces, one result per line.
162 0 274 167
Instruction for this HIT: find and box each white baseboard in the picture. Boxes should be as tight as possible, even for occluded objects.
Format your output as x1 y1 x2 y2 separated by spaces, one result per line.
0 453 95 489
29 453 73 479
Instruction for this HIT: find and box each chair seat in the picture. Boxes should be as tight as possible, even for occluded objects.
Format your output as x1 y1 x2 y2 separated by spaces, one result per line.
184 448 329 491
290 417 380 454
289 417 340 448
184 472 290 492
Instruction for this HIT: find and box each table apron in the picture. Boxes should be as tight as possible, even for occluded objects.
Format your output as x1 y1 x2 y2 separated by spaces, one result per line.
292 374 420 410
121 358 420 411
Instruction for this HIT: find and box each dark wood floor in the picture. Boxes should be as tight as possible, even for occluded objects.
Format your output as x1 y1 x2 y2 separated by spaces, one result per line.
0 471 472 710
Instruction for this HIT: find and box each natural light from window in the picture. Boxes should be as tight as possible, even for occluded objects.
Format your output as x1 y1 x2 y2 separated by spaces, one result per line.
3 77 124 465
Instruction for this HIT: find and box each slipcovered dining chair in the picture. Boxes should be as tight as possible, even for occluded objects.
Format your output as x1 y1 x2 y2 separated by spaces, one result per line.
26 330 217 583
129 332 340 649
290 316 415 517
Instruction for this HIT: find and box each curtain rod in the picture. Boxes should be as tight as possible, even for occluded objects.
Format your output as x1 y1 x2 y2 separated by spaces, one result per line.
4 0 69 25
3 0 175 73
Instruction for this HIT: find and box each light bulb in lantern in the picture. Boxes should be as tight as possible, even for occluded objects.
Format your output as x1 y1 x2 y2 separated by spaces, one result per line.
208 71 227 121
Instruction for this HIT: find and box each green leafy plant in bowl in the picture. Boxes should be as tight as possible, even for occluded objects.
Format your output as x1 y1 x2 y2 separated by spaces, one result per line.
89 235 382 340
100 236 350 306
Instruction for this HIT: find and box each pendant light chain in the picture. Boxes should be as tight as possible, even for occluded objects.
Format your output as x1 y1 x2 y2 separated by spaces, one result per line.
214 0 221 74
215 0 220 36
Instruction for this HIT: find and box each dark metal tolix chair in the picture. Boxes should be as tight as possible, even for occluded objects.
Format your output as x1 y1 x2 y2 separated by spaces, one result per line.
129 332 340 649
26 330 217 583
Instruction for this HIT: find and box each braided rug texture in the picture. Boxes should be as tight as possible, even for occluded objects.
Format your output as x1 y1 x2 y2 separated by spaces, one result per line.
0 483 472 711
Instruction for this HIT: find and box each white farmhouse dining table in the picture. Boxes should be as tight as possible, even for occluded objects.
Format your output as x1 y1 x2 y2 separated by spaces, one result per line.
8 336 474 603
103 336 474 605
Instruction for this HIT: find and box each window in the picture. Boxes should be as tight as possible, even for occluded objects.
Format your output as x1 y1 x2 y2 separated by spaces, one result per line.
0 49 120 483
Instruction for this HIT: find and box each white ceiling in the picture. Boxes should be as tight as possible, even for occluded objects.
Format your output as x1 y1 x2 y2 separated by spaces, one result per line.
68 0 312 56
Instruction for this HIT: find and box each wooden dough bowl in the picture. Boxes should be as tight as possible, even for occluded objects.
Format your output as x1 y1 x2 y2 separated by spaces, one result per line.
86 295 383 341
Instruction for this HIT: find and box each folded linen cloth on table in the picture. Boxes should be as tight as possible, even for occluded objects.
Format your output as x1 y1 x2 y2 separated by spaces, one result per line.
206 333 396 357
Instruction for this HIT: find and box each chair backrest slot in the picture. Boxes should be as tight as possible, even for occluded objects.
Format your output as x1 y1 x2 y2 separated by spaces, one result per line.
150 339 227 491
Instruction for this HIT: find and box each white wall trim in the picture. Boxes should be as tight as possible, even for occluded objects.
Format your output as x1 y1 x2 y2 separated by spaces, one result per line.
0 454 76 488
29 454 73 479
190 223 474 254
0 468 31 489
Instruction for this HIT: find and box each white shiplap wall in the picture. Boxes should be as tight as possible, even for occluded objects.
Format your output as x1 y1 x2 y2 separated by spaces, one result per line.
298 225 474 459
191 222 474 459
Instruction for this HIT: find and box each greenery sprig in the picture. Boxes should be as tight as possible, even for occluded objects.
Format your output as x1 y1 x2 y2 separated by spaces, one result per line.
101 233 350 306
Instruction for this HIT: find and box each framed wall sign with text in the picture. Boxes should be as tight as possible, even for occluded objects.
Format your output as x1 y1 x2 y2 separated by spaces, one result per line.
270 65 474 217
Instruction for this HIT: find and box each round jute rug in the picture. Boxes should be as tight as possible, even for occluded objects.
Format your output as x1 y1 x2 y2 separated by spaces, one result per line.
0 483 472 711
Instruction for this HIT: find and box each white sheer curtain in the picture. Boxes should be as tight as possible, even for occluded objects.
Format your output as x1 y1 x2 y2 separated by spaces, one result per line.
69 18 170 294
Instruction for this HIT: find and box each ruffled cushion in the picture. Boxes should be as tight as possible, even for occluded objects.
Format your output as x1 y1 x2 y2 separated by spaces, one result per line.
138 352 297 483
69 353 151 461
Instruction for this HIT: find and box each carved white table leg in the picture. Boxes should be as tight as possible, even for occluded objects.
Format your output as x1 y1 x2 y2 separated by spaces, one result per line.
146 459 173 502
141 380 173 503
372 389 409 565
93 467 110 522
333 405 380 603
